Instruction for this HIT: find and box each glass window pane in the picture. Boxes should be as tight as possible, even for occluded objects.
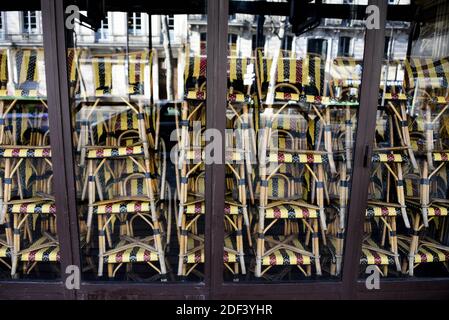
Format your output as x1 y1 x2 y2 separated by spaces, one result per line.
225 0 365 282
67 3 207 282
360 0 449 280
0 9 59 280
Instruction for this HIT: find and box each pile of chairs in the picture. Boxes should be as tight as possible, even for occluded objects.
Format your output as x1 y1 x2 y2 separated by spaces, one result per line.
356 55 449 278
397 57 449 276
3 42 449 281
174 45 252 280
253 49 331 279
73 48 171 280
0 47 58 278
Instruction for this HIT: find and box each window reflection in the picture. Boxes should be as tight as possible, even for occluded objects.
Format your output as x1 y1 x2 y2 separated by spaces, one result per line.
0 10 58 280
68 9 209 282
361 0 449 279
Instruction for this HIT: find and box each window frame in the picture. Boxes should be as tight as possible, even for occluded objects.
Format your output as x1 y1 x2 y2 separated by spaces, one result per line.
0 0 449 300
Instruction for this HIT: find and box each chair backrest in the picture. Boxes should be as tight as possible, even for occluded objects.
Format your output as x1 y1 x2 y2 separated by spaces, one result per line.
0 49 7 91
196 173 205 195
184 54 207 85
380 59 407 95
228 56 255 84
374 112 390 143
80 49 153 98
256 48 324 97
13 48 44 96
433 167 449 199
269 130 295 150
404 174 420 198
124 173 149 197
92 54 113 95
67 48 89 96
404 57 449 91
127 50 152 96
266 174 290 199
330 57 362 88
111 109 141 133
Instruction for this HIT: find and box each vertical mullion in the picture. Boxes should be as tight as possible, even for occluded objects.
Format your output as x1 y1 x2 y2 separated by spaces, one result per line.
41 0 80 298
205 0 228 295
341 0 387 299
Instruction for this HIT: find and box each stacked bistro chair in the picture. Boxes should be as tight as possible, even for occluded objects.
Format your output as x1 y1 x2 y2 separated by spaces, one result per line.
399 170 449 276
356 60 420 276
0 47 58 277
76 49 170 280
253 48 334 278
397 56 449 276
325 57 362 276
175 45 253 280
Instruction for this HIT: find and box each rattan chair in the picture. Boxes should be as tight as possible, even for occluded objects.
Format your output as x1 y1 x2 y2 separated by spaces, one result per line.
400 172 449 276
325 57 362 275
175 161 247 280
253 48 336 278
404 57 449 227
358 94 416 276
0 48 55 277
74 50 167 279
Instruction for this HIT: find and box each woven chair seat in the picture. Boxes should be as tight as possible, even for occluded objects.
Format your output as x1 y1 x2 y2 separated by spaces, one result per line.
184 201 242 215
103 246 159 264
427 205 448 216
264 204 318 219
184 237 238 264
185 149 244 162
366 205 401 217
383 92 407 100
432 152 449 162
92 200 153 214
261 114 308 131
261 236 313 266
267 152 327 164
21 244 60 262
0 244 11 258
398 238 449 263
270 92 330 104
185 90 250 103
269 136 296 150
360 240 396 266
86 146 144 159
371 153 406 163
0 147 51 158
7 202 56 214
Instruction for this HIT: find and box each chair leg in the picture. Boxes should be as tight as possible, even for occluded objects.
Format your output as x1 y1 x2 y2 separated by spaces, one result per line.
401 257 408 274
87 159 95 242
143 159 167 280
255 206 265 278
178 215 186 277
421 161 430 227
108 264 114 279
237 216 246 275
336 231 344 275
390 217 401 272
11 214 20 277
312 219 322 276
409 213 420 276
97 215 105 277
396 163 410 228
